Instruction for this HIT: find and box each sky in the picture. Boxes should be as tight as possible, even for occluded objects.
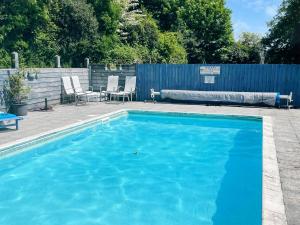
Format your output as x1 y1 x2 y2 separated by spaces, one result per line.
226 0 282 40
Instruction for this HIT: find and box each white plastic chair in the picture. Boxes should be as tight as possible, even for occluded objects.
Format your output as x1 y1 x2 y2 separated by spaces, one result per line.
62 76 75 103
71 76 102 102
111 76 136 103
62 76 86 105
100 76 119 101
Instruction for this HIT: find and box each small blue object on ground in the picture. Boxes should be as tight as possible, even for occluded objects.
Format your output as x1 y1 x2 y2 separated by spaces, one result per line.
0 113 22 130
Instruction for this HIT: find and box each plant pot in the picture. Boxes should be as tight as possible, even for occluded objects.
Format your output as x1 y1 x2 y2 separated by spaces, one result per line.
27 72 36 81
9 103 28 116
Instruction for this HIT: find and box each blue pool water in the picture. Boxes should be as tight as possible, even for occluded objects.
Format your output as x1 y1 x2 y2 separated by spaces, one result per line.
0 111 262 225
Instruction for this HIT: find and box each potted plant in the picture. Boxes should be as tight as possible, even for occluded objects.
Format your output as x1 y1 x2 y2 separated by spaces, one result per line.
4 70 31 116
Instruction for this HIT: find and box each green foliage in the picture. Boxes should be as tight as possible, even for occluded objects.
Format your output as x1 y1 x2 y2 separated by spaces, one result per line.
0 0 58 67
107 43 170 64
108 45 140 64
87 0 122 35
52 0 100 67
141 0 183 31
263 0 300 63
1 0 275 66
136 45 159 63
126 15 160 50
0 0 122 67
0 49 11 68
92 35 121 64
123 15 187 64
4 70 30 104
156 32 187 63
178 0 234 63
227 32 263 64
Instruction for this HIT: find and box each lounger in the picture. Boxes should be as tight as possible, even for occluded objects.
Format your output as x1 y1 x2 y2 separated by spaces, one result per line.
111 76 136 102
71 76 103 102
0 112 22 130
62 76 75 103
100 76 119 101
62 76 86 105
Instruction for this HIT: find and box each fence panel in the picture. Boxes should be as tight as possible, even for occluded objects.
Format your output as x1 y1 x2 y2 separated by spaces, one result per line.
90 64 136 92
136 64 300 107
0 68 89 111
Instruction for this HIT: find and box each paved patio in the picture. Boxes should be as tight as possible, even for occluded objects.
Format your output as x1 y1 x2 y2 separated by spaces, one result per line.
0 102 300 225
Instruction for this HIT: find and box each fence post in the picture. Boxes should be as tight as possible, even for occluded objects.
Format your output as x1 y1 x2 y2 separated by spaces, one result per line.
260 50 265 64
55 55 61 68
87 60 92 88
85 58 90 68
11 52 19 69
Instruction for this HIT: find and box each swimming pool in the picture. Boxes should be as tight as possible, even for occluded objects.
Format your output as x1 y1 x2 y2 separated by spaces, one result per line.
0 111 262 225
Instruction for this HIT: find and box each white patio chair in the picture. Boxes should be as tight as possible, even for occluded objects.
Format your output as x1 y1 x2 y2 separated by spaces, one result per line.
71 76 102 102
111 76 136 103
62 76 86 105
62 76 75 103
100 76 119 101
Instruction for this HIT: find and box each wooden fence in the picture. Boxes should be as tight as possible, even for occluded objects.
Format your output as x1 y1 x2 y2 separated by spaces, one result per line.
90 64 136 91
0 68 89 111
136 64 300 107
1 64 299 111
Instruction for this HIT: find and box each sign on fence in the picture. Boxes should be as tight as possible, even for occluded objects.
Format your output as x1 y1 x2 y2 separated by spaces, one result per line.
200 66 221 75
204 76 215 84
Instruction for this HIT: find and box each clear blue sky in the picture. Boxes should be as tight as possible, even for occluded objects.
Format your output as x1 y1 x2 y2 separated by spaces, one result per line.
226 0 282 40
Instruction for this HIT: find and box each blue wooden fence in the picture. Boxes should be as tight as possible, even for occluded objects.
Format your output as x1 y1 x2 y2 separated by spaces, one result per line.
136 64 300 107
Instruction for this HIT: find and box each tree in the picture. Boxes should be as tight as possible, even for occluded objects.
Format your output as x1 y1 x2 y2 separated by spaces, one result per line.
117 0 146 41
263 0 300 63
0 0 124 67
0 0 59 67
0 50 11 68
156 32 187 63
119 14 187 63
0 0 239 66
108 44 141 64
51 0 100 66
126 15 160 50
178 0 234 64
141 0 183 31
227 32 263 64
87 0 122 35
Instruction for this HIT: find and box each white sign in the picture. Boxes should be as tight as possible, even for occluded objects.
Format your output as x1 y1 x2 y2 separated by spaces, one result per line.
200 66 221 75
204 76 215 84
